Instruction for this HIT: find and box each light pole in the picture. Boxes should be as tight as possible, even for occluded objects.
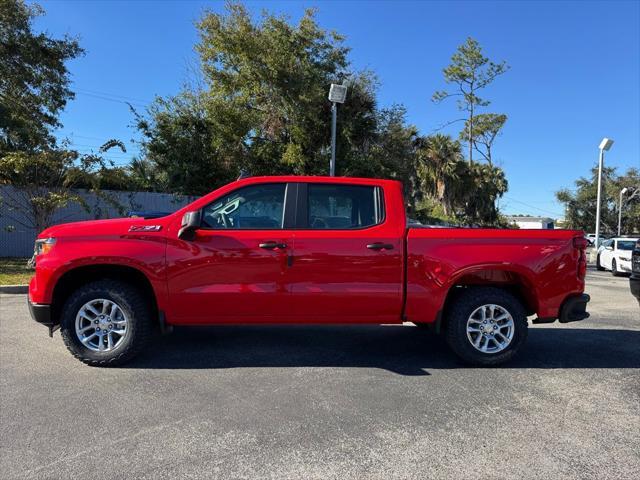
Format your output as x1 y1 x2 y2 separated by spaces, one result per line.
328 84 347 176
595 137 614 249
618 187 628 236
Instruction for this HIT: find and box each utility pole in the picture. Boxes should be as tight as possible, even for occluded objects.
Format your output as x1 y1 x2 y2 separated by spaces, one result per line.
618 187 628 236
595 138 614 249
328 84 347 176
330 103 337 177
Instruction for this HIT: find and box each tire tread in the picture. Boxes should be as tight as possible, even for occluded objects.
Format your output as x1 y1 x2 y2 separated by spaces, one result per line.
60 279 151 366
445 287 528 366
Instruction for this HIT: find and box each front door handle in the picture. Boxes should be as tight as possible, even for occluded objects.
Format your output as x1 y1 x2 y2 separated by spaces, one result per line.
367 242 394 251
259 241 287 250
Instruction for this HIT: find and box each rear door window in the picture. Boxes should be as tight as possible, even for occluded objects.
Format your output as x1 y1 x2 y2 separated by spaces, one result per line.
307 184 383 229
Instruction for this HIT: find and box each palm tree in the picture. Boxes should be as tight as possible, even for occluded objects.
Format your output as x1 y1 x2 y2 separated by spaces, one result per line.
416 134 463 217
462 163 508 225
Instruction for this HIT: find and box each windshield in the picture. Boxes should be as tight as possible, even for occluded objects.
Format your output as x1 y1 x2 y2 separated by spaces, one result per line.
617 240 636 251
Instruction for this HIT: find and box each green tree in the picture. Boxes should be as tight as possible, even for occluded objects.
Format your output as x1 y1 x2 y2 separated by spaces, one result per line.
0 0 83 153
461 113 507 166
461 162 508 225
0 142 129 233
433 37 509 164
0 0 146 248
357 105 420 212
137 3 382 194
557 166 640 234
415 133 508 225
134 90 237 196
416 133 464 218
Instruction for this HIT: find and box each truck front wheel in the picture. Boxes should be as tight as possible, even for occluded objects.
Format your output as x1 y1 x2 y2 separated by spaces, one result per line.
60 280 151 366
445 287 528 366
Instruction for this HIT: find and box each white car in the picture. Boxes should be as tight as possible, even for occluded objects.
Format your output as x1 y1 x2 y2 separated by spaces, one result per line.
585 233 608 248
597 237 638 276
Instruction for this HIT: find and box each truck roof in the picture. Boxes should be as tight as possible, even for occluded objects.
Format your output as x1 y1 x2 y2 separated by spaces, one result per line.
233 175 402 186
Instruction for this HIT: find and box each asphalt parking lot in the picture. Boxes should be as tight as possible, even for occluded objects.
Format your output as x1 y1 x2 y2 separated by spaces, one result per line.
1 268 639 480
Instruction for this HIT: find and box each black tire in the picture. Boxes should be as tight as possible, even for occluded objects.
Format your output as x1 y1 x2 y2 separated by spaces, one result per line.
611 259 621 277
60 280 151 366
596 254 605 271
445 287 528 366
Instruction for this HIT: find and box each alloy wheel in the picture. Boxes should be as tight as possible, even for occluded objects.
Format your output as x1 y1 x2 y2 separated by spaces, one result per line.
466 304 515 354
75 299 129 352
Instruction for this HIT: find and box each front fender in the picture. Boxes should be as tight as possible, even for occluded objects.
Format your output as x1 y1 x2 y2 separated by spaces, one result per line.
29 235 168 311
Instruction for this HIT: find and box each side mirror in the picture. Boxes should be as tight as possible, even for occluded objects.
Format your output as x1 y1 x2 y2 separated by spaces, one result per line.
178 210 202 240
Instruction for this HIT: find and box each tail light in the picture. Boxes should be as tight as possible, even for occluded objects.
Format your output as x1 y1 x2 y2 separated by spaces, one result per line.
573 237 589 249
573 236 588 279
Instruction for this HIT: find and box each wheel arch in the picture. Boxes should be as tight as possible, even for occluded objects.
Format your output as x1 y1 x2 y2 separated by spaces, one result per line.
437 266 537 333
51 264 159 326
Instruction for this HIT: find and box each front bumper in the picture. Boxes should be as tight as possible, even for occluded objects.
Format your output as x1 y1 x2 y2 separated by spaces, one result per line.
558 294 591 323
618 259 632 273
27 298 53 327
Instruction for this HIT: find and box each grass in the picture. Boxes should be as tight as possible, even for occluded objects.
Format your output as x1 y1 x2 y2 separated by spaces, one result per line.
0 258 34 286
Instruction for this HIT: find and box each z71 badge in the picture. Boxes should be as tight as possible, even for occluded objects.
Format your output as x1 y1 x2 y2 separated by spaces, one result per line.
128 225 162 232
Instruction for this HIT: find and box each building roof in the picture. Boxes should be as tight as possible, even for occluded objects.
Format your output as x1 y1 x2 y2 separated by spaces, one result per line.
505 216 554 223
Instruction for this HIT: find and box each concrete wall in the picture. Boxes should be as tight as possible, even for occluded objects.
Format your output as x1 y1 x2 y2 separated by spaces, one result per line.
0 186 195 257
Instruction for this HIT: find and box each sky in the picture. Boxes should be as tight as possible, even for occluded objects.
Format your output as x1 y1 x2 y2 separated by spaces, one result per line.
34 0 640 218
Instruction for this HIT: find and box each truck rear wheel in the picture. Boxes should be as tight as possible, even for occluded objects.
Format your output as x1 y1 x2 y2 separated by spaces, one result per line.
60 280 151 366
445 287 528 366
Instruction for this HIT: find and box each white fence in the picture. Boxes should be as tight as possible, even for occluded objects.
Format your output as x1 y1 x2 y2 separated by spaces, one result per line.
0 186 195 257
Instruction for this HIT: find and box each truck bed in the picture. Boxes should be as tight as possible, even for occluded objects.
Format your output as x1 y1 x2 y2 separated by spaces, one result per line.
404 228 585 324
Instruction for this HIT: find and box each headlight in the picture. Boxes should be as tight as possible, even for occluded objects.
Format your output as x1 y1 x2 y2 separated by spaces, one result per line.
35 237 56 256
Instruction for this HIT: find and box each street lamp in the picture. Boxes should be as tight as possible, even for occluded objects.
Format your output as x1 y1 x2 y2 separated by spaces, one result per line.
594 137 614 248
328 84 347 176
618 187 628 236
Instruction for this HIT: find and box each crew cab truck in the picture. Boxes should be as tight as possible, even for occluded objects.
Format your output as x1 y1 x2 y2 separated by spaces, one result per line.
28 176 590 367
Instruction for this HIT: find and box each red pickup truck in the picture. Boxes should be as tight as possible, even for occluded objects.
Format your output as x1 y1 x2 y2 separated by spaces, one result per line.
28 176 590 367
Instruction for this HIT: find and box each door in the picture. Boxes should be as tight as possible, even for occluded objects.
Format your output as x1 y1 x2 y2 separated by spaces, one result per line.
287 183 404 323
600 239 614 269
166 182 295 323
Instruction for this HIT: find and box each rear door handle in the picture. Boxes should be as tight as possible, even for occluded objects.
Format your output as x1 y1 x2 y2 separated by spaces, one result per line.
259 241 287 250
367 242 394 251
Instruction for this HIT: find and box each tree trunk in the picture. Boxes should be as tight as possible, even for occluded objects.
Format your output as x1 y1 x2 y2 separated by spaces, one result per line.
437 180 448 216
468 104 474 165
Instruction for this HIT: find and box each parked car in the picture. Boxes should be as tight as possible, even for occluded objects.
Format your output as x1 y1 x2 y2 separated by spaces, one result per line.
596 237 638 276
28 176 590 367
585 233 610 248
630 239 640 305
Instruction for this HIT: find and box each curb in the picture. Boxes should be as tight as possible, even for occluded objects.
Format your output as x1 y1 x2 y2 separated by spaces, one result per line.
0 285 28 294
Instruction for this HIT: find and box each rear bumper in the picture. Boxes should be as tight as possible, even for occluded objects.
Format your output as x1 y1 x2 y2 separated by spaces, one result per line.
558 294 590 323
27 298 54 327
